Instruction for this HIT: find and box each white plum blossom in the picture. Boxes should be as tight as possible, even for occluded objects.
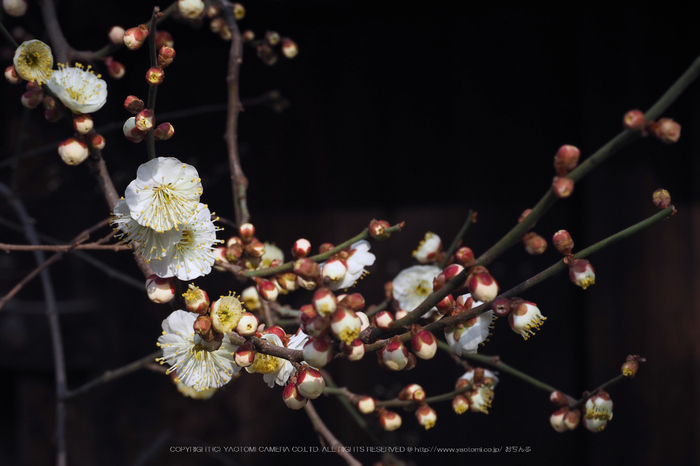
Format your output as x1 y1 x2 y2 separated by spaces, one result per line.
13 40 53 84
392 265 441 317
246 329 309 387
124 157 203 233
111 198 182 262
330 240 376 290
413 232 442 264
260 242 284 268
148 203 221 281
156 310 240 391
444 294 494 356
46 63 107 113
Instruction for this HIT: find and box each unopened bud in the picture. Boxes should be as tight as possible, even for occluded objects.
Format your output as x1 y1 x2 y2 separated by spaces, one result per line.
256 279 278 301
340 293 365 312
155 30 174 48
108 26 125 45
153 122 175 140
193 315 213 340
234 340 256 367
341 338 365 361
467 267 499 303
522 232 547 255
491 297 511 317
550 390 569 406
3 0 28 17
282 383 307 410
415 405 437 430
452 394 470 414
265 30 281 46
552 229 574 255
296 367 325 399
380 338 409 371
330 308 362 344
124 95 144 114
58 138 89 166
44 107 63 123
357 396 375 414
106 59 125 79
302 337 333 368
21 88 43 109
5 65 22 84
368 219 391 240
552 176 574 198
232 3 245 20
652 188 671 209
89 133 106 150
373 310 395 331
123 24 149 50
622 355 643 377
158 46 176 68
236 312 259 336
281 38 298 59
650 118 681 144
553 144 581 176
454 246 475 267
178 0 205 19
182 284 210 314
123 117 146 143
568 258 595 290
145 274 175 303
623 109 646 131
242 30 255 42
238 222 255 241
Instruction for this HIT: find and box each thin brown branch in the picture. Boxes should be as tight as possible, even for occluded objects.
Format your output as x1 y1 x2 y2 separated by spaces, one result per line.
217 0 249 225
0 243 130 252
303 401 362 466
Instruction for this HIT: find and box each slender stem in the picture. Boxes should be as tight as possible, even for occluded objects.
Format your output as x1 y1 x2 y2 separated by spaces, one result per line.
0 243 130 251
38 0 71 63
462 351 561 393
0 20 19 48
440 209 475 268
63 351 162 400
303 401 362 466
145 7 161 161
217 0 248 225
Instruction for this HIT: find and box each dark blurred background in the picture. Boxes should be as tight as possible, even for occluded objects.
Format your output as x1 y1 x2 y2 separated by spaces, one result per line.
1 1 698 465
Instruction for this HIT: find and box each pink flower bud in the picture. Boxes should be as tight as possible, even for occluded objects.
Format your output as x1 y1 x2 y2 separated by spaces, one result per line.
305 315 330 338
378 409 402 431
108 26 125 45
552 176 574 198
411 330 437 360
467 268 499 303
455 246 475 267
145 274 175 303
623 109 646 131
368 219 391 240
153 122 175 140
652 188 671 209
234 340 256 367
73 114 94 134
650 118 681 144
341 338 365 361
89 133 106 150
550 390 569 406
281 38 299 59
322 257 348 285
568 258 595 290
236 312 259 336
282 383 308 410
21 88 43 109
404 353 417 371
312 288 337 317
340 293 365 312
399 384 425 402
193 315 213 340
256 279 278 301
302 337 333 368
145 67 165 85
135 109 155 132
373 310 394 331
509 300 546 340
44 107 63 123
294 258 320 280
296 367 325 399
123 24 149 50
522 231 547 255
123 117 146 143
291 238 312 258
123 95 145 114
178 0 205 19
3 0 28 17
330 308 362 344
58 138 89 166
5 65 21 84
380 339 409 371
552 229 574 255
182 284 210 314
263 325 286 340
553 144 581 176
621 355 642 377
436 294 456 315
155 30 174 48
158 46 176 68
564 408 581 430
550 407 570 433
106 59 125 79
452 394 470 414
415 405 437 430
357 396 375 414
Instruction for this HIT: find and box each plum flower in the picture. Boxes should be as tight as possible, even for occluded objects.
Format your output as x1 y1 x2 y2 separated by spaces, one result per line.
111 198 181 262
46 63 107 113
246 329 309 387
444 294 494 355
392 265 441 317
124 157 203 233
156 310 240 391
459 369 499 414
328 240 376 290
13 40 53 84
413 232 442 264
148 203 221 281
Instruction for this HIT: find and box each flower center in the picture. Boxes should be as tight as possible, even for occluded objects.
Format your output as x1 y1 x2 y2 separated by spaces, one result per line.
251 353 282 374
413 280 432 297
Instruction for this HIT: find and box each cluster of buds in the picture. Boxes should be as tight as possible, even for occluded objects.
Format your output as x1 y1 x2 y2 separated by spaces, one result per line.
648 117 681 144
552 229 597 290
297 287 368 364
236 24 298 64
122 96 174 143
548 390 580 432
552 144 580 198
518 208 548 255
490 297 547 340
282 366 326 410
206 3 245 41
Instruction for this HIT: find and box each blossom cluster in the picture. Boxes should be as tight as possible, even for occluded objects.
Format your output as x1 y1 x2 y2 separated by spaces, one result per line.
112 156 219 281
